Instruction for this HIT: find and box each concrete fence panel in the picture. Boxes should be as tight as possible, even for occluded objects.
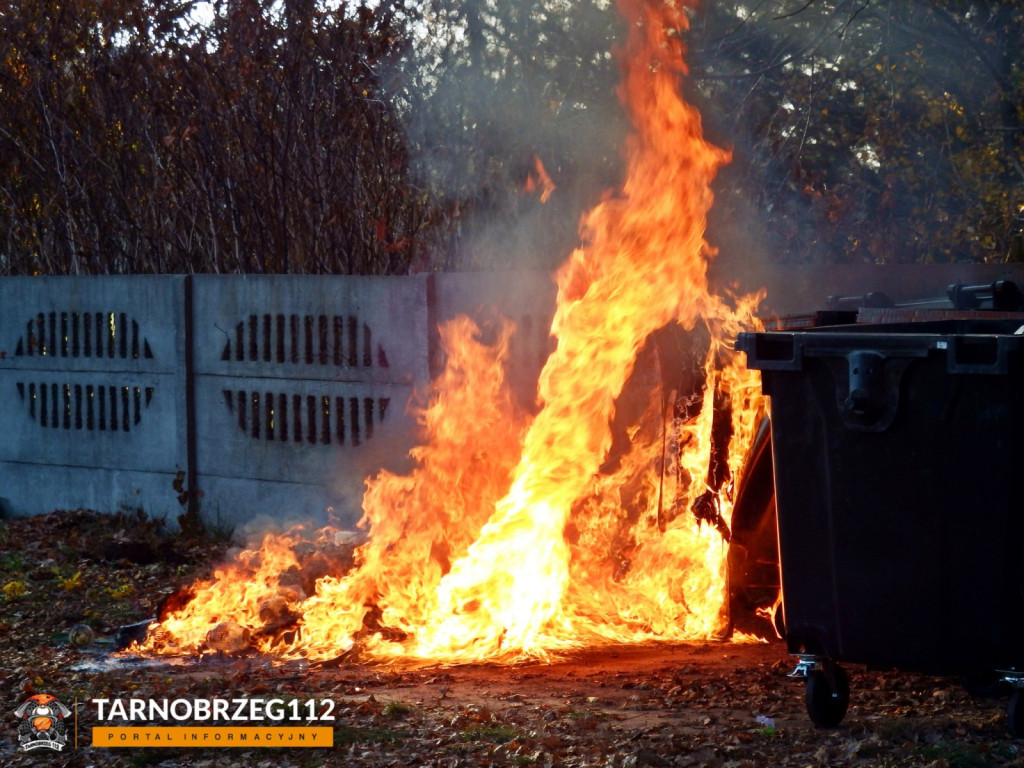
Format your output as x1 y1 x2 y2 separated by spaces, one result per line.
190 275 430 531
432 272 557 410
0 276 189 520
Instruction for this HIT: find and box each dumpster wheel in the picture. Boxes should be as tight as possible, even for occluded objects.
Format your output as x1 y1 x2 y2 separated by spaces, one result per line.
805 662 850 728
995 672 1024 737
1007 688 1024 738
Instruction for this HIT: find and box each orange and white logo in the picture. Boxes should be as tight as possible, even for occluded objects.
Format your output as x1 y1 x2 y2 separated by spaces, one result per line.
14 693 73 752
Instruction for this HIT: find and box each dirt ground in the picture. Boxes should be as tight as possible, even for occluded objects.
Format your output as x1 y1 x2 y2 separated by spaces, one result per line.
1 511 1022 767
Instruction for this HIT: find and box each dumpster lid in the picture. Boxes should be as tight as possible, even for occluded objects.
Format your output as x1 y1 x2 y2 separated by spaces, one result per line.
737 318 1024 375
738 319 1024 431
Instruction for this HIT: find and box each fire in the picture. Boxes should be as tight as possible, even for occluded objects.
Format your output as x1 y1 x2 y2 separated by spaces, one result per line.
137 0 765 663
524 155 557 203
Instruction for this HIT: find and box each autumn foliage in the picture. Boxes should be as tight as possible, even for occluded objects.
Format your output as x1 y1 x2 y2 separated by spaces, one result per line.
0 1 1021 274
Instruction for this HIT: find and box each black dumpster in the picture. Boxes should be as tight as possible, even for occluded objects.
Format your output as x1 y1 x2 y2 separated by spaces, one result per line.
737 319 1024 732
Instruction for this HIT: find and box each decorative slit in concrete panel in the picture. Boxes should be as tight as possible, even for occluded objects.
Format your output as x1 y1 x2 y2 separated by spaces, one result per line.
220 314 389 368
18 382 154 431
11 311 157 433
15 312 153 359
222 389 390 447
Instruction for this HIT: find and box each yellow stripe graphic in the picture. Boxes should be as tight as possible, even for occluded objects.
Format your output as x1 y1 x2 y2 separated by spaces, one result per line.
92 726 333 748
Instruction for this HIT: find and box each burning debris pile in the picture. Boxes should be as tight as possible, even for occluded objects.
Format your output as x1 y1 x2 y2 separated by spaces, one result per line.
133 0 765 665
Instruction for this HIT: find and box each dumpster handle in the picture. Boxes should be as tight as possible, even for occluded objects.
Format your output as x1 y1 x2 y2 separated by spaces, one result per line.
820 354 913 432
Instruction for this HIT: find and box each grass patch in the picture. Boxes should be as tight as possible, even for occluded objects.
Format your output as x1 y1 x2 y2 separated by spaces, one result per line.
333 725 409 746
382 700 415 718
0 551 25 573
916 743 992 768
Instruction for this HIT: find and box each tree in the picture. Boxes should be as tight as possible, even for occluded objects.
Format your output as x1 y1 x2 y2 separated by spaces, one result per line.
0 0 430 274
689 0 1024 264
1 0 1020 273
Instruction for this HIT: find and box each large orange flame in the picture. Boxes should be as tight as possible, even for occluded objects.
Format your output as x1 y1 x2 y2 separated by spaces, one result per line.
137 0 765 664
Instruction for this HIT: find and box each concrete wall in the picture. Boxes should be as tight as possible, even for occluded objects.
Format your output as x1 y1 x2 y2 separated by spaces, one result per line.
431 271 557 410
4 264 1024 532
0 277 189 524
0 273 556 533
191 275 430 530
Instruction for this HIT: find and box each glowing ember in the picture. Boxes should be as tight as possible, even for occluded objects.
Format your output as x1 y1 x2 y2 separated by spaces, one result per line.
137 0 765 664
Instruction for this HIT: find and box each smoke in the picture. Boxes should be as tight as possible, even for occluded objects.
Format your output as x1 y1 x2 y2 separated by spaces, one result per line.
391 0 630 272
